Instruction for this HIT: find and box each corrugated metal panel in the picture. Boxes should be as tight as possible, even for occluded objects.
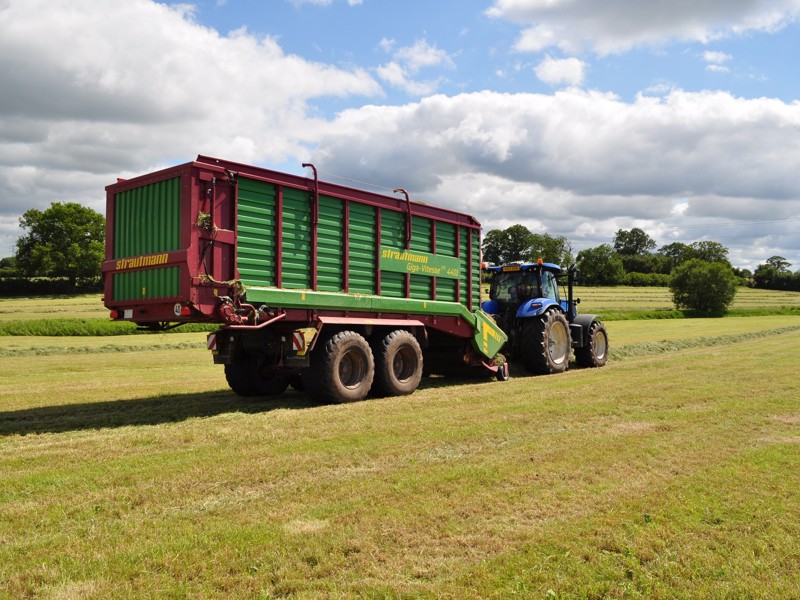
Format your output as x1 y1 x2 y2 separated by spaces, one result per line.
348 203 376 294
281 187 312 289
459 226 471 308
436 222 458 302
409 215 432 300
317 195 344 292
237 177 277 287
471 229 481 308
380 209 406 298
113 177 181 258
113 266 180 302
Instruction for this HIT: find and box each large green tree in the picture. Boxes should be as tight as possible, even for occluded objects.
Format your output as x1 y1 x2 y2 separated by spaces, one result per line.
687 240 730 265
528 233 573 266
16 202 105 285
576 244 625 285
657 242 691 270
481 224 534 264
753 256 796 290
613 228 656 256
765 256 791 273
669 259 738 314
482 225 574 266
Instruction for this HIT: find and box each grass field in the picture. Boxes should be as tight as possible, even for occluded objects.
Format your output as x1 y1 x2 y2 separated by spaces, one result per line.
0 295 107 322
2 293 800 598
2 285 800 325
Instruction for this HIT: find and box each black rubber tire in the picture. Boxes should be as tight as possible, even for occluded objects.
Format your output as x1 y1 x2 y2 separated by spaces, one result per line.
519 311 571 375
288 375 305 391
575 321 609 368
224 356 289 397
495 361 510 382
371 330 424 397
303 330 374 403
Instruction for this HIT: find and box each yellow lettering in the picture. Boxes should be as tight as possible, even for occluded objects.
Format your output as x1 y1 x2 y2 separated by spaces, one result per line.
115 253 169 270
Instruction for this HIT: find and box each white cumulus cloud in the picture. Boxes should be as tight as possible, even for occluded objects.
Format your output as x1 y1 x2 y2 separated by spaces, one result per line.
310 88 800 267
535 56 586 86
0 0 381 221
376 39 455 96
489 0 800 55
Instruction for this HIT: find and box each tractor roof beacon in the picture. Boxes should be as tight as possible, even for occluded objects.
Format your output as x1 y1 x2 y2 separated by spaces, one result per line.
481 261 608 375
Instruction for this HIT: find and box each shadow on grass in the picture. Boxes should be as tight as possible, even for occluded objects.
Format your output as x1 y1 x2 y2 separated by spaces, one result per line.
0 389 324 437
2 370 518 437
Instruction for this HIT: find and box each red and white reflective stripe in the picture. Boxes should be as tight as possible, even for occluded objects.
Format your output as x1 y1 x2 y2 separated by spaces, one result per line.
292 331 305 352
207 333 217 351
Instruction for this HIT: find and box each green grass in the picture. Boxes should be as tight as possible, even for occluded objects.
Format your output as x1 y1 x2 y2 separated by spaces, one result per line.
0 294 108 321
575 286 800 319
2 318 800 598
0 318 216 336
0 332 206 357
3 287 800 336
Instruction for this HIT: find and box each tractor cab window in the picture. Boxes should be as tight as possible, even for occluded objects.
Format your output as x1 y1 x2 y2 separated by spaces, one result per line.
541 271 560 302
491 270 538 304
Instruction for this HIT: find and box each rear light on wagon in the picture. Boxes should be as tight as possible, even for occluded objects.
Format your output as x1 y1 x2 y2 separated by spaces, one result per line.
109 310 119 319
173 303 192 317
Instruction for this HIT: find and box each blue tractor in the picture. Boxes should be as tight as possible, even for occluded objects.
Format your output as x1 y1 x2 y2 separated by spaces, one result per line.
481 261 608 374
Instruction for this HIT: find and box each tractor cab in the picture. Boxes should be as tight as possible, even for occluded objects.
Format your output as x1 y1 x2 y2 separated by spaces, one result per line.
482 261 568 319
487 262 561 307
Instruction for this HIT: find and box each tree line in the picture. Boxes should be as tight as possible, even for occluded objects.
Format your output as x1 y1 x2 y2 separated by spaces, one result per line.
481 224 800 292
2 204 798 298
1 203 105 295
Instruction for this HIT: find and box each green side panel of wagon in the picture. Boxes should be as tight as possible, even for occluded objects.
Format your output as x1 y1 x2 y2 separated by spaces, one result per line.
113 266 181 301
233 176 482 311
435 221 459 303
348 202 377 294
380 209 406 299
236 177 278 288
317 195 345 292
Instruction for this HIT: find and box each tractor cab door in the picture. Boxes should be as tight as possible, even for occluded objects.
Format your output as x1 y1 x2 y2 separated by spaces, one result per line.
541 270 560 303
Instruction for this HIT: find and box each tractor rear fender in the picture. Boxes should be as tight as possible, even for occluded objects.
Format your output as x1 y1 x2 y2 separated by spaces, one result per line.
570 313 600 348
515 298 560 319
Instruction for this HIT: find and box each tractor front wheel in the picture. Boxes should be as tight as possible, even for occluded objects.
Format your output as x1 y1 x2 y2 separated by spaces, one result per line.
519 311 571 375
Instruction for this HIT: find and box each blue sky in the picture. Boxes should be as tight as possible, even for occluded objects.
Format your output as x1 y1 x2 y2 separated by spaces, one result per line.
1 0 799 270
174 0 800 107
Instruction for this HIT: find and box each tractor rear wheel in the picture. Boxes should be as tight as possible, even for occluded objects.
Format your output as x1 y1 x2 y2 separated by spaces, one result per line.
519 311 571 375
575 321 609 368
371 330 423 397
303 330 375 403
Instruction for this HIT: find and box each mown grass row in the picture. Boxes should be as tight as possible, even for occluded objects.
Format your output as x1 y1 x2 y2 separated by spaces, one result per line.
608 324 800 360
593 306 800 321
0 340 205 358
0 318 216 336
